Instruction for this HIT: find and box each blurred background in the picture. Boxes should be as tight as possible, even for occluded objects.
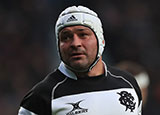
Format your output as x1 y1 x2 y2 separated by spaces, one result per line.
0 0 160 114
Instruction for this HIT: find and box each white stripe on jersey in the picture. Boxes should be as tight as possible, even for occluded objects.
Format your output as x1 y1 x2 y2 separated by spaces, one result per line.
52 88 139 115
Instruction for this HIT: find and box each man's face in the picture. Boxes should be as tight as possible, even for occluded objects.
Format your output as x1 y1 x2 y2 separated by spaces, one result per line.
59 25 98 71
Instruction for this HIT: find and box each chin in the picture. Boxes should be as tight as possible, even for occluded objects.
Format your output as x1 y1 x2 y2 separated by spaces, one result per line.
70 63 89 71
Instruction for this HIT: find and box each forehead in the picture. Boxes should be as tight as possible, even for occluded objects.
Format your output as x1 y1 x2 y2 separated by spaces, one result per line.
60 25 93 33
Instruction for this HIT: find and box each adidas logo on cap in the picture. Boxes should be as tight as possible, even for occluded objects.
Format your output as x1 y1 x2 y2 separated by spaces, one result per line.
67 15 78 22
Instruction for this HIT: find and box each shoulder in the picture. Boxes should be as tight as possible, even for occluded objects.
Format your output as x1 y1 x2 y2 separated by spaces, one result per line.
33 69 66 93
107 65 136 84
19 69 66 114
107 65 142 105
24 69 66 96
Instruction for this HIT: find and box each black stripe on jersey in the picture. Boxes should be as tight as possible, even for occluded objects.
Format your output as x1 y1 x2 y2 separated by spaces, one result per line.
52 71 133 99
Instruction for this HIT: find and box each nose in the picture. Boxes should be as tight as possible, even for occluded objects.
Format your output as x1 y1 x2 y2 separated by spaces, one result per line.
70 34 82 48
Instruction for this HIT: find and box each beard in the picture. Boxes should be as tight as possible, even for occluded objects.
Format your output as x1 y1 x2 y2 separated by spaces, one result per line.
67 60 91 72
60 48 97 72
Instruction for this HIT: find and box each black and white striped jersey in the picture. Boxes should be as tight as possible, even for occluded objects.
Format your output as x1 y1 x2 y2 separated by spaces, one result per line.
18 62 142 115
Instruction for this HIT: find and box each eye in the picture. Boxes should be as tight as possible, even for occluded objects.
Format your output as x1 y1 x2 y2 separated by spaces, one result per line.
60 33 73 42
60 36 70 42
78 32 89 38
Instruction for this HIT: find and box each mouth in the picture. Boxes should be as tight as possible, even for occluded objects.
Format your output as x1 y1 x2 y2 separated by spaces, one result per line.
70 53 85 58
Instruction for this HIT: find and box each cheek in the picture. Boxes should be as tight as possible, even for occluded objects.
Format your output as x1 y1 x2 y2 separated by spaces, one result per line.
59 42 68 50
89 38 97 50
59 43 68 56
85 40 97 55
59 42 65 48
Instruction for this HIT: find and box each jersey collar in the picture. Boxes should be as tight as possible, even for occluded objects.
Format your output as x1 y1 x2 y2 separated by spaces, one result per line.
58 61 107 80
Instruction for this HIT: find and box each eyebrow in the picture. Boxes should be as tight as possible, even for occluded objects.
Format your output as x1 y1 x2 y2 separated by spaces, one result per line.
61 27 90 33
75 27 92 32
75 28 89 31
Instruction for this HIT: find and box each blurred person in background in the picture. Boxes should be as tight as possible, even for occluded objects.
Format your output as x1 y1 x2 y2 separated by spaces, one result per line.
18 5 142 115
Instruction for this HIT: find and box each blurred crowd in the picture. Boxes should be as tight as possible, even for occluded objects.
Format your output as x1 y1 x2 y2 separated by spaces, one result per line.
0 0 160 114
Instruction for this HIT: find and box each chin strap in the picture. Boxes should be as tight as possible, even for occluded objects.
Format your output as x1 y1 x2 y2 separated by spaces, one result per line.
88 57 100 72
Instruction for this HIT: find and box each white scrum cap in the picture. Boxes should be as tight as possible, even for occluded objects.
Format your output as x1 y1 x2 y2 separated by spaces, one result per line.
55 5 105 58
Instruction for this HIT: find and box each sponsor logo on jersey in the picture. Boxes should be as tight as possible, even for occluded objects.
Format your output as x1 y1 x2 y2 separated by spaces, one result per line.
66 100 88 115
67 15 78 22
117 91 136 112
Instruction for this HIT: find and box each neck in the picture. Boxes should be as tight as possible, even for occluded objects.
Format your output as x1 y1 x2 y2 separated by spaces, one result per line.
74 57 104 78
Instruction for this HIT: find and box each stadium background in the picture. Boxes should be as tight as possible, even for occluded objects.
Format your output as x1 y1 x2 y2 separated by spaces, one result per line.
0 0 160 114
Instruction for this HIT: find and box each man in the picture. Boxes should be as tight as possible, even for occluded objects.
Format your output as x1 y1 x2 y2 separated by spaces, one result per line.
18 6 142 115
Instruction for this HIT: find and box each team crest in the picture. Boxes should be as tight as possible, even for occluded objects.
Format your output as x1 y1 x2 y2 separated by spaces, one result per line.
117 91 136 112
